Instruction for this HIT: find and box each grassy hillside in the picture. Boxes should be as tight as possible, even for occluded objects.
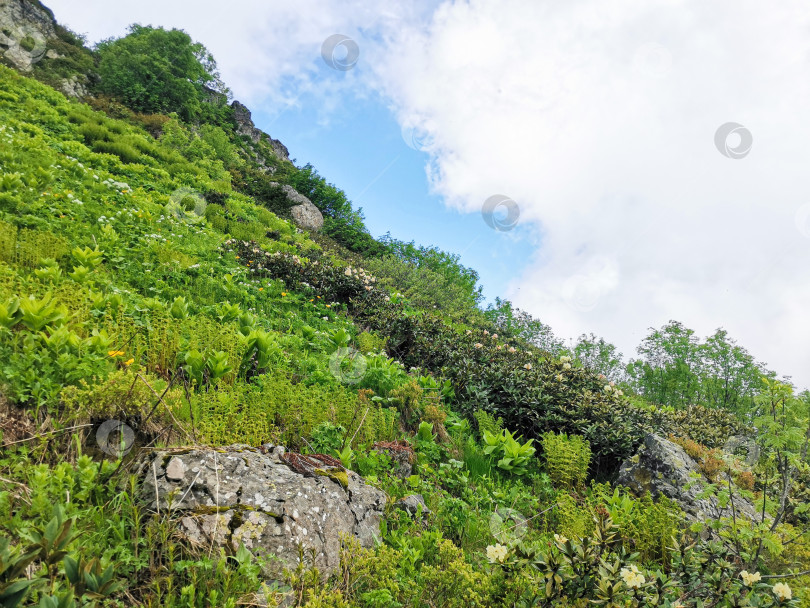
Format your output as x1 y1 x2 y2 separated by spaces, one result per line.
0 37 808 608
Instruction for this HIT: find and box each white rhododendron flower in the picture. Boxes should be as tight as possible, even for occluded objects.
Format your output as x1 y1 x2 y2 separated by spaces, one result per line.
740 570 761 586
620 565 645 589
773 582 792 601
486 544 508 563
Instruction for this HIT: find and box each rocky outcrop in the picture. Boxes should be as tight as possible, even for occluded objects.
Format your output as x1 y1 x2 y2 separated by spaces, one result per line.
60 74 88 99
139 445 386 580
616 434 765 525
0 0 55 71
267 182 324 232
231 100 290 163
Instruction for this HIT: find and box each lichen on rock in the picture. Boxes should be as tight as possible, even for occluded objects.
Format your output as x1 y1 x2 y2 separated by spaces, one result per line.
139 444 386 580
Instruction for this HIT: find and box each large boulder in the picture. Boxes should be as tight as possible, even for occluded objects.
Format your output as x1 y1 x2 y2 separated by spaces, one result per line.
616 434 765 525
139 445 386 580
0 0 55 72
267 182 324 232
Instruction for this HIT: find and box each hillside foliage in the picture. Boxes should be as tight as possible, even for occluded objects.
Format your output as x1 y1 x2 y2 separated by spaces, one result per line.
0 15 808 608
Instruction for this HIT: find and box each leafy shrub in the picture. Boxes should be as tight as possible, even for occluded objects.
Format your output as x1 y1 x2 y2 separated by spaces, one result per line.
91 140 141 164
96 24 228 121
736 470 755 491
482 428 536 477
77 122 110 144
542 432 591 490
473 408 502 436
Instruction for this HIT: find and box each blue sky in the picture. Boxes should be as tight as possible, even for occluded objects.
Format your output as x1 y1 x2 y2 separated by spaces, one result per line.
252 83 537 306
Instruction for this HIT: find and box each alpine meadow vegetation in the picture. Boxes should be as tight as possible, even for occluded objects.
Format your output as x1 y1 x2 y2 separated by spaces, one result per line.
0 8 808 608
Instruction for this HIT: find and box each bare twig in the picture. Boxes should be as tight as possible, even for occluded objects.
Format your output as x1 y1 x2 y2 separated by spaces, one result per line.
1 423 93 447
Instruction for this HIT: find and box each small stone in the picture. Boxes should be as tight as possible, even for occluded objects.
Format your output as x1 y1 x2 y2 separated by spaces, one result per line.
395 494 430 519
165 457 186 481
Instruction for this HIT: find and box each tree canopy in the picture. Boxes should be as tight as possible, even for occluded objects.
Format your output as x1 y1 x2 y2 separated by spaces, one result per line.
95 24 228 121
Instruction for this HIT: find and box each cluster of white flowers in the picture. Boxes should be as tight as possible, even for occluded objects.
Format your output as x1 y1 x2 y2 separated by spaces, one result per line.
620 564 645 589
474 343 483 349
524 363 532 371
343 265 377 289
772 582 792 601
486 543 508 564
102 177 130 193
553 533 568 544
560 355 573 370
740 570 761 586
603 382 624 397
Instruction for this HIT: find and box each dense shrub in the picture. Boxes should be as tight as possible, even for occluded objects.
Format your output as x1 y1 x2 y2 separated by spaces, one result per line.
91 139 141 163
96 25 228 121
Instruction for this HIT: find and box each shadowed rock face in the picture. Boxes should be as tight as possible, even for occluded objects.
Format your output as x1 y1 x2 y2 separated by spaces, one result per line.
139 445 385 580
231 100 290 163
616 433 765 525
0 0 55 71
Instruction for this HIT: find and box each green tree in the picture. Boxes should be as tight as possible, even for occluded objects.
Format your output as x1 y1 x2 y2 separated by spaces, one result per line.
627 321 769 414
95 24 228 121
483 298 565 355
574 333 625 383
699 329 765 414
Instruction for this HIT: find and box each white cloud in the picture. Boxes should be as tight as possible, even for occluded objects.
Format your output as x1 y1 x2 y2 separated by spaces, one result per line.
46 0 810 388
368 0 810 388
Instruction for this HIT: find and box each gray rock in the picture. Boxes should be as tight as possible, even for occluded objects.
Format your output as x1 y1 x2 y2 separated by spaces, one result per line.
289 199 323 232
616 434 766 525
231 100 290 162
60 75 89 99
139 445 386 580
723 435 760 468
395 494 430 518
165 457 186 481
266 182 323 232
0 0 55 72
